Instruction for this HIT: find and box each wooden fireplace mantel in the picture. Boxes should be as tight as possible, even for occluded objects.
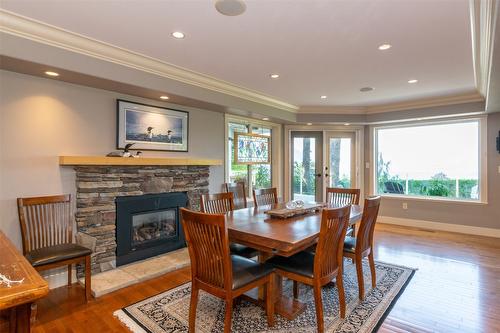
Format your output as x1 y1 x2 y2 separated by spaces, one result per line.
59 155 223 166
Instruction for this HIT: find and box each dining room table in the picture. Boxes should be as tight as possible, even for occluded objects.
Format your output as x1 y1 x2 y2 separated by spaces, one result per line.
226 202 362 320
0 231 49 333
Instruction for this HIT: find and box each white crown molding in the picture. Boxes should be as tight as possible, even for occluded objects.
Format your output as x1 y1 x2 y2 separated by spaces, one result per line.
0 9 299 113
469 0 498 98
297 92 484 115
363 91 484 114
298 105 367 114
0 9 491 117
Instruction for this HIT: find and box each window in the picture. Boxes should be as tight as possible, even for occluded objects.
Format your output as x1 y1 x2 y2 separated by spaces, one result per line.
374 120 483 201
228 122 272 197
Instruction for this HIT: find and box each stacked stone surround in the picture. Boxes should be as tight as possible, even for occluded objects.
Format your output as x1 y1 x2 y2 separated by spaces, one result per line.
74 165 209 275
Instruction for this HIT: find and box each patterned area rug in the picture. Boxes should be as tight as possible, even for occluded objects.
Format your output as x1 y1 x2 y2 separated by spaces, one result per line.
114 260 415 333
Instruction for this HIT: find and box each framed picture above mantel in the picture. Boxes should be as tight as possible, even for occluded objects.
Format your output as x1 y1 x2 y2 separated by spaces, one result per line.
234 132 271 164
117 100 189 152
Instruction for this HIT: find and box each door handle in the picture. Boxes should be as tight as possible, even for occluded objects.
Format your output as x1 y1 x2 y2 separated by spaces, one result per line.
315 173 322 177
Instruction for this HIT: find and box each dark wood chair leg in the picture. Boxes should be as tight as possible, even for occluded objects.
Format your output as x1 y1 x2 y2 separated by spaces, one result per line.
337 273 346 318
313 283 324 333
355 255 365 300
368 252 376 288
68 264 72 286
223 299 233 333
293 280 299 300
266 275 275 327
188 284 199 333
84 255 91 302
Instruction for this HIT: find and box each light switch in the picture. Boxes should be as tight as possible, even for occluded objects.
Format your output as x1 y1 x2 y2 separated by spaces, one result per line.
366 162 370 169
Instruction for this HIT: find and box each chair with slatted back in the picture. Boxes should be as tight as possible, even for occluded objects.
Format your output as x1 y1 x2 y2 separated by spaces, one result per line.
200 192 258 259
224 182 247 210
200 192 235 214
268 205 351 332
326 187 360 236
17 195 92 302
181 208 275 333
252 188 278 207
343 196 381 300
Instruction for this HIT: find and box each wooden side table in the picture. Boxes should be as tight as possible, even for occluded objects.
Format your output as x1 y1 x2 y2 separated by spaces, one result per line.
0 231 49 332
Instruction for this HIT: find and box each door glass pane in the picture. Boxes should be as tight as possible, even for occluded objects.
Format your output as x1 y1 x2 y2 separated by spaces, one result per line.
329 138 351 188
251 164 271 189
292 137 316 201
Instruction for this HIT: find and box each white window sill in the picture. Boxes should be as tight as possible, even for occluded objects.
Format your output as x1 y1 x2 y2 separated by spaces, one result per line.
376 194 488 205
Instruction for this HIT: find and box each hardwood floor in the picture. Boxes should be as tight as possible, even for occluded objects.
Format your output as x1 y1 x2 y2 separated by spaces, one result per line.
4 224 500 333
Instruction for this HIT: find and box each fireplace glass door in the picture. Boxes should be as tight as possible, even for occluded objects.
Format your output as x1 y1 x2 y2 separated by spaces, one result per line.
132 209 178 248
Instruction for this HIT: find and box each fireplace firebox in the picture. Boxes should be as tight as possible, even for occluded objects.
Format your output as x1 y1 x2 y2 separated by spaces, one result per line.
116 192 188 266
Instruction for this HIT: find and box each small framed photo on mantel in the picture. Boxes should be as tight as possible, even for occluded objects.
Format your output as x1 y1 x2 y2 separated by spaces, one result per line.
117 100 189 152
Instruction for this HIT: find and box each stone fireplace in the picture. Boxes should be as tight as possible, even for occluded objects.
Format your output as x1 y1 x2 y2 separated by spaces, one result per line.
72 164 210 275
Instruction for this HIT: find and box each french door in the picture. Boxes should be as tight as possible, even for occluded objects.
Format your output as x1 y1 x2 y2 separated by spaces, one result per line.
291 131 323 201
290 130 357 202
325 131 357 189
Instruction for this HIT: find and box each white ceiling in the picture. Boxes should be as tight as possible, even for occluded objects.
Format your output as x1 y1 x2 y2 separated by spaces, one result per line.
0 0 477 108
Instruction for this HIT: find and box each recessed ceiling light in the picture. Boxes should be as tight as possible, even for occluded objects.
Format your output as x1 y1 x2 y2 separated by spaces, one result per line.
320 95 327 99
270 74 280 79
344 123 350 126
172 31 185 39
378 44 392 50
408 79 418 84
160 95 169 100
307 123 312 126
262 117 269 121
215 0 246 16
45 71 59 77
360 87 374 92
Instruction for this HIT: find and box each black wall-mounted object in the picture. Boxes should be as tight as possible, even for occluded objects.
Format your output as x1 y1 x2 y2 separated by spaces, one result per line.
497 130 500 153
116 192 188 267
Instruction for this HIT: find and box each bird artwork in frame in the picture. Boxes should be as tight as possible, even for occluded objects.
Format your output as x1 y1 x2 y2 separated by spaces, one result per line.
116 100 189 152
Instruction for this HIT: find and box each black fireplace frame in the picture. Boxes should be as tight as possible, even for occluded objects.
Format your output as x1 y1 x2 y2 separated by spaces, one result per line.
115 192 188 266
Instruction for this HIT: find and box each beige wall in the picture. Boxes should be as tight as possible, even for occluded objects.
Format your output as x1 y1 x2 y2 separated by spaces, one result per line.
364 112 500 230
0 70 225 250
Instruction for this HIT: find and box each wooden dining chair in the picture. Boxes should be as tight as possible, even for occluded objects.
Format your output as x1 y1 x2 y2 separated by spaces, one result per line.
268 205 351 332
180 208 275 333
200 192 235 214
343 196 381 300
252 187 278 207
326 187 360 236
224 182 247 209
200 192 258 259
17 195 92 302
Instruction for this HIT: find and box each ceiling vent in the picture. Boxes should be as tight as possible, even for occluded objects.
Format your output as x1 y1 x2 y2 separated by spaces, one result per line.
215 0 246 16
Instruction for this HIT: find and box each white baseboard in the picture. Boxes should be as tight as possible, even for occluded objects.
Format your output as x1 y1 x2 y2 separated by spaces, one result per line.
378 216 500 238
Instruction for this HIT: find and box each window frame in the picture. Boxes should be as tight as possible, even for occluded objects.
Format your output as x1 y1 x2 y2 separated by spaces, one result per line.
371 117 488 204
224 114 282 201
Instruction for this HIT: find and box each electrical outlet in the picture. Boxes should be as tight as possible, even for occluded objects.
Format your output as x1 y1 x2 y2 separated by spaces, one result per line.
402 202 408 210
